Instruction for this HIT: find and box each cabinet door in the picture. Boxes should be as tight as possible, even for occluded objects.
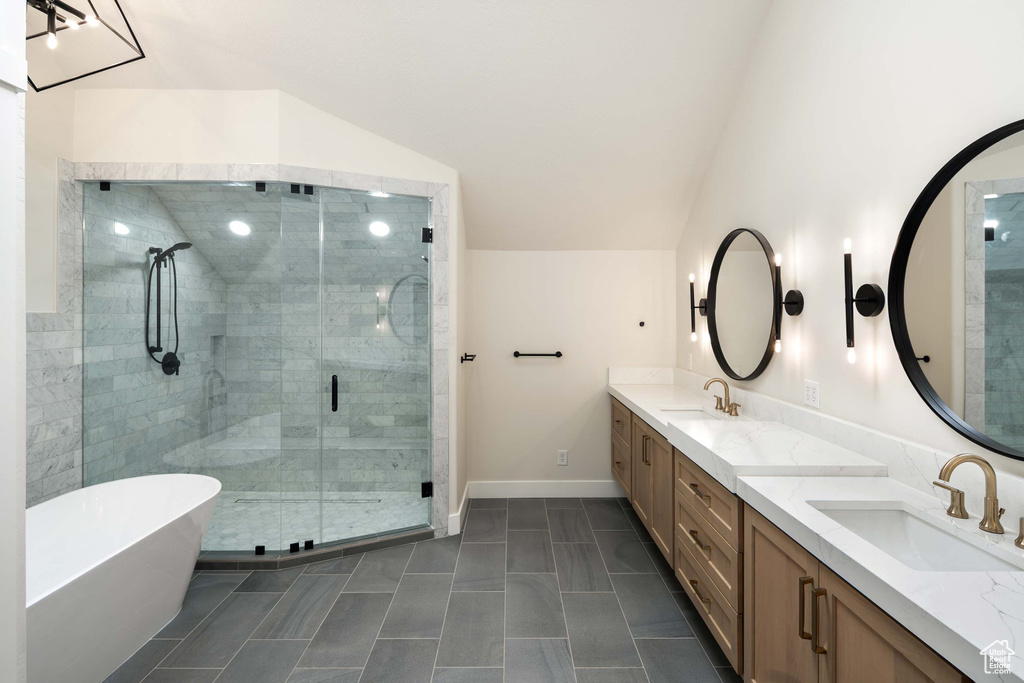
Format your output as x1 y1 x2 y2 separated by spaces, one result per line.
631 416 652 527
817 565 962 683
744 505 819 683
648 436 673 562
611 435 631 498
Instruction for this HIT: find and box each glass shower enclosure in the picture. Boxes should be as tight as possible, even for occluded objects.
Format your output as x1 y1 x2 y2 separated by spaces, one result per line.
81 181 432 551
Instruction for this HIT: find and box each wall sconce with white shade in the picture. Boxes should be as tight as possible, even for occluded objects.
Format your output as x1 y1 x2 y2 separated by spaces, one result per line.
843 238 884 363
689 273 707 342
773 253 803 353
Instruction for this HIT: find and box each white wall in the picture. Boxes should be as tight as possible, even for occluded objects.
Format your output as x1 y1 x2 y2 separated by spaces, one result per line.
0 0 27 677
677 0 1024 479
35 88 468 515
466 250 675 492
24 88 73 312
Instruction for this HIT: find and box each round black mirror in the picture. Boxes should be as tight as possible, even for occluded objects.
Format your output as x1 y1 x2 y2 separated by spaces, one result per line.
890 118 1024 460
707 227 779 381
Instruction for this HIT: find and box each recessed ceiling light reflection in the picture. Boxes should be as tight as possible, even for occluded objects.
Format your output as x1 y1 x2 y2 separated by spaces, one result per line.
369 221 390 237
370 192 390 198
229 220 251 236
114 222 129 235
985 194 1000 199
984 219 999 229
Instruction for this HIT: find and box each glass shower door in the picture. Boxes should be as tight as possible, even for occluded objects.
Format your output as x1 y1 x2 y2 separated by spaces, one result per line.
319 187 432 540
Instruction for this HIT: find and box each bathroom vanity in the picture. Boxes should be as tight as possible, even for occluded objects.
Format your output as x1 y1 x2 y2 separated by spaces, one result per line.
607 385 1002 682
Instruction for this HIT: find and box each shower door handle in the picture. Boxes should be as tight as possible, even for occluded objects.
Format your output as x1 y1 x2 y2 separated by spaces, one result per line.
331 375 338 412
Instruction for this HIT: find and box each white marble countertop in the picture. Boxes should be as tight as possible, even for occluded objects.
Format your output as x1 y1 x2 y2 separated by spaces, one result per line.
609 383 887 490
609 380 1024 682
739 476 1024 682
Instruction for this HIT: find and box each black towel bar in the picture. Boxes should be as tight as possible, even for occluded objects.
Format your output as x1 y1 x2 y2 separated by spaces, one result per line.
513 351 562 358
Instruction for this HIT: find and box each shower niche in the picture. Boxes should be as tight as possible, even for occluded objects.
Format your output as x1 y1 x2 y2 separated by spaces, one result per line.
81 181 433 552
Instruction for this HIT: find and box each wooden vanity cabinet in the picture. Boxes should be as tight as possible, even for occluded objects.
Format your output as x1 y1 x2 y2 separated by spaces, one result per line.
629 415 673 561
744 504 967 683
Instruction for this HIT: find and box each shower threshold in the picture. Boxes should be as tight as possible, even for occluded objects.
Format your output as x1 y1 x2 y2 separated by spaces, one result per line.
195 524 436 570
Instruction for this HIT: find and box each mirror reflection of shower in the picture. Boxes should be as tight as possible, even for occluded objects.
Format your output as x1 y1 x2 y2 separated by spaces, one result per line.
145 242 192 375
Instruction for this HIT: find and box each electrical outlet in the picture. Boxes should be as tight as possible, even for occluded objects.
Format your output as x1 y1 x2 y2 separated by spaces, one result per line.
804 380 820 409
557 449 568 466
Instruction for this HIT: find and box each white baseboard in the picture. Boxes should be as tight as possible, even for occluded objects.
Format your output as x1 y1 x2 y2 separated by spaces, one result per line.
446 485 469 534
466 480 626 499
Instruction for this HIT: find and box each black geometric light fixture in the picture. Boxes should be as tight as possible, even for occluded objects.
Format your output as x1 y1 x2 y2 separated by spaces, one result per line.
773 253 803 353
25 0 144 92
843 238 884 364
688 273 707 342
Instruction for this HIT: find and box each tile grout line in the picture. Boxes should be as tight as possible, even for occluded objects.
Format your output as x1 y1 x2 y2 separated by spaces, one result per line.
207 580 290 683
503 504 508 683
581 500 650 681
545 503 578 681
285 552 364 681
430 525 466 682
356 545 418 683
142 570 255 680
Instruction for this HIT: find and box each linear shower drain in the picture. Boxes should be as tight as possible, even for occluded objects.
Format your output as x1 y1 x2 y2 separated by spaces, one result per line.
232 498 382 504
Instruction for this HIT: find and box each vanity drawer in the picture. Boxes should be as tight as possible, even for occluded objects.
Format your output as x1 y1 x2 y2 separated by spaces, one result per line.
675 532 742 673
675 451 741 551
611 434 631 497
675 488 741 611
611 397 631 447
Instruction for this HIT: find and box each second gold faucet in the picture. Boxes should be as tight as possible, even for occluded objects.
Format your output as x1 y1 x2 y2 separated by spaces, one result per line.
934 454 1005 534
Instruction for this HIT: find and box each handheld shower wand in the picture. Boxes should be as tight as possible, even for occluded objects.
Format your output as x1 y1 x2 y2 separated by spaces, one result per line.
145 243 193 376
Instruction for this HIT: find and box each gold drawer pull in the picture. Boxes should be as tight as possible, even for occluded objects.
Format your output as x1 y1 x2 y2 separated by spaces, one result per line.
689 529 711 555
614 419 623 426
689 482 712 504
798 576 813 640
811 587 827 655
689 579 712 605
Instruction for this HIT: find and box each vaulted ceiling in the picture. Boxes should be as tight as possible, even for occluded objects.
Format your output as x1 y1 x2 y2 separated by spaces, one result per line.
67 0 770 250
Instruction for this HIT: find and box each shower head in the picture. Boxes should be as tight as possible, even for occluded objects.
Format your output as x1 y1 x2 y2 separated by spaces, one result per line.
165 242 192 255
154 242 192 260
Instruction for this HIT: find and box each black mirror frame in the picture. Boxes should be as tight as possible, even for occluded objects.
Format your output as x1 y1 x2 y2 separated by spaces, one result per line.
707 227 780 381
889 117 1024 462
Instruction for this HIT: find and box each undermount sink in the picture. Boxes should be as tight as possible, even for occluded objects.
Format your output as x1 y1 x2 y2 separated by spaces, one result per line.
810 502 1022 572
658 405 724 420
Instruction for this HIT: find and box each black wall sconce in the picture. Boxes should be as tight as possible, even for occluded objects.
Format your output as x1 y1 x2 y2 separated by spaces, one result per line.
843 238 885 364
773 253 804 353
689 273 707 342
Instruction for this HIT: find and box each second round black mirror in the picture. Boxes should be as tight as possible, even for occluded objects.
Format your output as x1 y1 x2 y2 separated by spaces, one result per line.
707 228 779 381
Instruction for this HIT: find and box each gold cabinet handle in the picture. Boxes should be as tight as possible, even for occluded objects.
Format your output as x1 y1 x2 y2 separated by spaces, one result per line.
811 587 827 655
642 435 651 465
689 482 712 504
689 529 711 555
798 576 813 640
614 419 623 426
689 579 712 605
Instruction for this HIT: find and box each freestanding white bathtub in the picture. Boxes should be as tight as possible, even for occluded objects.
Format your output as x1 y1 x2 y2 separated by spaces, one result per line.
26 474 221 683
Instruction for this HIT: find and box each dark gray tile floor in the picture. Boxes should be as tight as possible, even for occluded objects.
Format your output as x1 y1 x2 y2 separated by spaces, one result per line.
107 498 740 683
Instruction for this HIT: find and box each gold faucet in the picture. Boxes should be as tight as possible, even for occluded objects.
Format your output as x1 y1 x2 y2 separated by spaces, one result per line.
704 378 730 413
1016 518 1024 550
936 454 1005 534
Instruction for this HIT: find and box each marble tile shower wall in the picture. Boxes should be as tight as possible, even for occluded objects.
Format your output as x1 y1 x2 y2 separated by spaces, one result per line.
26 161 82 505
81 184 228 488
985 271 1024 450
